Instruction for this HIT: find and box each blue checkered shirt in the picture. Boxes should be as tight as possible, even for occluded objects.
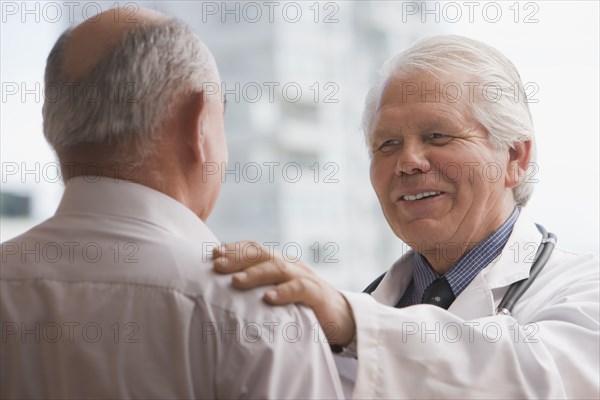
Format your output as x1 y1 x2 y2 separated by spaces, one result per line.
395 207 520 308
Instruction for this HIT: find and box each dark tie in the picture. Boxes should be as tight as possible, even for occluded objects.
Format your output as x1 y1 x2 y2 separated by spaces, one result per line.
421 277 455 309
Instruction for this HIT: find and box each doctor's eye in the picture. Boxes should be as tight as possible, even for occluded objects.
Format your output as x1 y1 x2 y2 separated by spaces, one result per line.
428 133 453 145
378 139 401 152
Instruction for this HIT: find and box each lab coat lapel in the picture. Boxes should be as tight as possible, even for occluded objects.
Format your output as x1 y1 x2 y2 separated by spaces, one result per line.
371 252 415 307
449 211 543 320
448 272 494 319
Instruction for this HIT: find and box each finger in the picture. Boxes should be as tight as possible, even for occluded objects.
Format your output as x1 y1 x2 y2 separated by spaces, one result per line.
263 277 323 307
264 279 355 345
231 260 307 289
211 241 240 257
213 255 246 273
213 241 273 272
214 240 267 260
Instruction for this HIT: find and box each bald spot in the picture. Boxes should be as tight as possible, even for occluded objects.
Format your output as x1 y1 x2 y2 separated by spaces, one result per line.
63 7 169 80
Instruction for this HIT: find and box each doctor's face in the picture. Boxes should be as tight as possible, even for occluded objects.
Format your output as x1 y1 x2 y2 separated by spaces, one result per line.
369 73 517 269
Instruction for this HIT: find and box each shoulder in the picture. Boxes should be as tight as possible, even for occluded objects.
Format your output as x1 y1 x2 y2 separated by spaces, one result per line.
0 210 322 324
551 246 598 264
541 246 599 288
520 245 599 320
196 269 322 331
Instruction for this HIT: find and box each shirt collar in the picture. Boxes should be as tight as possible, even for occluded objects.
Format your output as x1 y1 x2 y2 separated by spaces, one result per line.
55 176 216 241
413 207 520 301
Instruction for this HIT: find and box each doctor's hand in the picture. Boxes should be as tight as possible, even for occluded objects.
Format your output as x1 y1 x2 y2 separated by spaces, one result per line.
213 241 356 346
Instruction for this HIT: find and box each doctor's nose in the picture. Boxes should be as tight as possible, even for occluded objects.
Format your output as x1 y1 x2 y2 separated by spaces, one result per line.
394 145 431 176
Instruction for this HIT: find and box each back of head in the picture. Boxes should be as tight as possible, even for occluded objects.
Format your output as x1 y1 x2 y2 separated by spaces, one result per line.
43 12 217 165
362 35 537 206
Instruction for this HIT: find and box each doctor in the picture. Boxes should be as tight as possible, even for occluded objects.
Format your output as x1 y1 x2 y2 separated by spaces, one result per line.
214 35 599 398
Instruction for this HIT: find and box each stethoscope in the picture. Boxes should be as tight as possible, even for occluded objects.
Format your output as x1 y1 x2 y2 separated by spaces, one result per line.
363 224 557 316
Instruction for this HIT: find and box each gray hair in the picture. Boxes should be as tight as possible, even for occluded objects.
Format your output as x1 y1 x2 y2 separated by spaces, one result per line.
362 35 536 206
43 19 217 161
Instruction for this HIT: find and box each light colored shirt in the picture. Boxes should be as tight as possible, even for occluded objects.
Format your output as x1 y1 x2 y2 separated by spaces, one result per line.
1 177 343 400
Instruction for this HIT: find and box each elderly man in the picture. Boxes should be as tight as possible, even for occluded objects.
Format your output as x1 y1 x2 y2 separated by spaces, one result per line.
0 8 343 399
214 35 600 398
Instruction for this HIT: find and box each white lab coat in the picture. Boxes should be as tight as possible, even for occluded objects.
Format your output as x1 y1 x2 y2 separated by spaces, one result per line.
341 210 599 399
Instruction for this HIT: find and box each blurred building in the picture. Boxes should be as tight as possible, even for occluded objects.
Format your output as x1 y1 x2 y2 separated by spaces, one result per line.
166 1 438 289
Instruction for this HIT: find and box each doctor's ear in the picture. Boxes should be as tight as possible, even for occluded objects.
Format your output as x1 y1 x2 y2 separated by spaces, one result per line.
506 139 533 189
183 90 208 163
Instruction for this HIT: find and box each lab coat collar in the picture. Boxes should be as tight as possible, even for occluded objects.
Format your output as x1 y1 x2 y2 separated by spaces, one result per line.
370 252 415 306
480 207 543 289
449 208 543 319
55 176 214 241
372 209 543 319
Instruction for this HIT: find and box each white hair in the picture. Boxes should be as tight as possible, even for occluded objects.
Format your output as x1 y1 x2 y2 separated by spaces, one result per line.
362 35 536 206
43 19 217 161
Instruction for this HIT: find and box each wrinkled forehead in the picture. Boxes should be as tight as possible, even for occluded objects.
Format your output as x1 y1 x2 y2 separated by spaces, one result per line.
377 69 478 111
365 71 484 149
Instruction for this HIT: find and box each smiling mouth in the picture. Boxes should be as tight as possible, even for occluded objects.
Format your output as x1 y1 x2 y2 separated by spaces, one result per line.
400 191 442 201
